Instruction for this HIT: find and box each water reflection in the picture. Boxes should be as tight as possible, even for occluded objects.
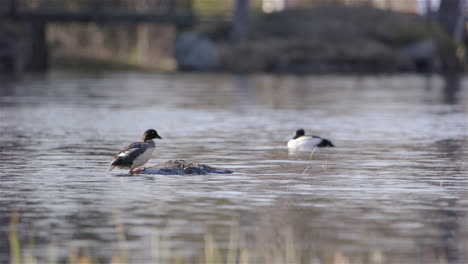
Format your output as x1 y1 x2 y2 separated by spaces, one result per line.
426 197 462 264
424 73 464 106
442 73 461 105
0 73 467 263
416 136 467 264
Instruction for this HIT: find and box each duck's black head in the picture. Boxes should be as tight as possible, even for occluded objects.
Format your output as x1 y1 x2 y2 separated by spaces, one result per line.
142 129 162 141
293 129 305 139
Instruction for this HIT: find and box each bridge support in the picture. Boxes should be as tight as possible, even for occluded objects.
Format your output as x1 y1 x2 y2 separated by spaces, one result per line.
28 22 48 72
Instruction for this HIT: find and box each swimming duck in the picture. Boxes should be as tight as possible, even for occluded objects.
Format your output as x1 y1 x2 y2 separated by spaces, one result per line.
108 129 162 173
287 129 334 151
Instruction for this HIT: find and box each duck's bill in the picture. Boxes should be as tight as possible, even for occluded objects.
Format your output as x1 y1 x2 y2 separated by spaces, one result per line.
156 135 163 139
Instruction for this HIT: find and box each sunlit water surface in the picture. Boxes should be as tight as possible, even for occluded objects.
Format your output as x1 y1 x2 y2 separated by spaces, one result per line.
1 73 467 263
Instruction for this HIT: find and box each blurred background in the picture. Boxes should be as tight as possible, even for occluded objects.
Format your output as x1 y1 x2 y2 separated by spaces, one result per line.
1 1 468 264
0 0 467 74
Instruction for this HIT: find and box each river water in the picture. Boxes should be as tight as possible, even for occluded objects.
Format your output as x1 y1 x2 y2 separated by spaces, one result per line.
1 72 467 264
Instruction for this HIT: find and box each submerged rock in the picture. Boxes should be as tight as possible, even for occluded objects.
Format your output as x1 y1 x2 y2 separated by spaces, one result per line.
138 160 233 175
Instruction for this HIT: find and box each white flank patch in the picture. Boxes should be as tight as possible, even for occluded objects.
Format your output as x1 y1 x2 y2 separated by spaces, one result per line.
117 149 136 157
287 136 322 151
131 148 154 169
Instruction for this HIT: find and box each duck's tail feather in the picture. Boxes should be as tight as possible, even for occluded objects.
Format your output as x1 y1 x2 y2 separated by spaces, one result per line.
318 138 335 147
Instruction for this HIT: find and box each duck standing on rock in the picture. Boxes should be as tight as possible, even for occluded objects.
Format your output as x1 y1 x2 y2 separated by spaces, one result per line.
108 129 162 174
287 128 334 151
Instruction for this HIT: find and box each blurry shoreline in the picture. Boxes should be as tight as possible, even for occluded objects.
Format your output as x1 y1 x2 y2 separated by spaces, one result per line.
1 4 466 74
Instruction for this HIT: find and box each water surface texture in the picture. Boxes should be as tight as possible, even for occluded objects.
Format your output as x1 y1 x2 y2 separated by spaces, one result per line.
1 73 467 263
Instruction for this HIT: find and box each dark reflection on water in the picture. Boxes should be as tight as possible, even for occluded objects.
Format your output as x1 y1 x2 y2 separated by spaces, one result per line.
0 73 467 263
425 73 463 106
442 73 461 105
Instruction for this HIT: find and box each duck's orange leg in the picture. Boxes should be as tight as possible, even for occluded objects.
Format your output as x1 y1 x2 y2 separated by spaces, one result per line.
131 167 146 174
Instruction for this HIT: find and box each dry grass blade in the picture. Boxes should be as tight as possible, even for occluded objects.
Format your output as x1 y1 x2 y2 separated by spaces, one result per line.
9 212 21 264
302 147 317 174
114 211 128 263
227 222 240 264
285 227 298 264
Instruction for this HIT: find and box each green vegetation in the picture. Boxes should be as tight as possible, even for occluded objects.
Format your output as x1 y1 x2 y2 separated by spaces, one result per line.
193 0 234 15
52 55 151 72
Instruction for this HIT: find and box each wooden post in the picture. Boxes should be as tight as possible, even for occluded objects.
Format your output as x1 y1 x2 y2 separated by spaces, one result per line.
28 22 48 72
231 0 249 44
